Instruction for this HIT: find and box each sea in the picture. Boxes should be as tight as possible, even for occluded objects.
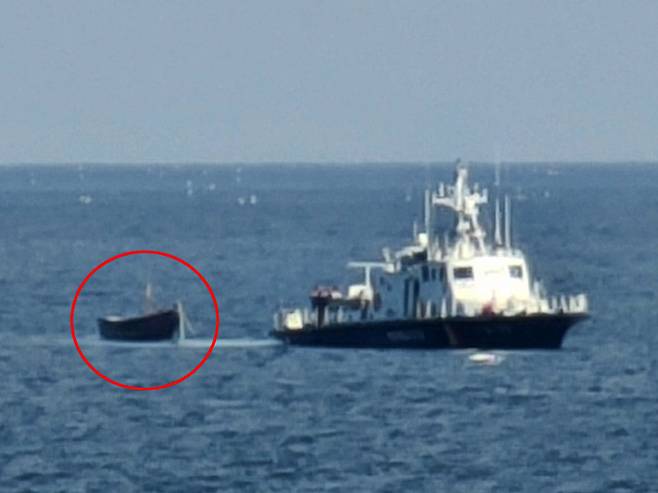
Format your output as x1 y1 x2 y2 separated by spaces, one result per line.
0 163 656 492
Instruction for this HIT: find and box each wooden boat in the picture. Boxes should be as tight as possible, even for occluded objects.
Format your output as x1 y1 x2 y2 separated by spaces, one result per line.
98 309 180 341
98 282 183 342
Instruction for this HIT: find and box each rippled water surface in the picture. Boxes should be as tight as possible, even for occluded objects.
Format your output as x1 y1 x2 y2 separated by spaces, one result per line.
1 164 656 492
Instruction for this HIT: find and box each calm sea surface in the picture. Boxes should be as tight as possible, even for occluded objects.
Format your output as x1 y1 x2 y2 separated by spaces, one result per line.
0 163 656 492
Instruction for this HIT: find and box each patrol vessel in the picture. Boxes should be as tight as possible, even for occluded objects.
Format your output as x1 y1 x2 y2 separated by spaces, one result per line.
271 162 589 349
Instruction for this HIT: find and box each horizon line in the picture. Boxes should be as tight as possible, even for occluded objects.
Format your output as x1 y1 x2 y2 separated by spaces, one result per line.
0 159 657 167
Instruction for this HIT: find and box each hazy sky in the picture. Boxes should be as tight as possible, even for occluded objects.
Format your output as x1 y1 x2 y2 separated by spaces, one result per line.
1 1 657 163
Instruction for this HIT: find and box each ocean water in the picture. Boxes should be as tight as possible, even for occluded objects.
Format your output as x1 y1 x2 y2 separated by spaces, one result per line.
0 163 656 492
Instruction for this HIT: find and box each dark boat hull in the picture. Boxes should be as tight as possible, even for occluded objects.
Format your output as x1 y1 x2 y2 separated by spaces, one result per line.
270 313 588 349
98 309 180 342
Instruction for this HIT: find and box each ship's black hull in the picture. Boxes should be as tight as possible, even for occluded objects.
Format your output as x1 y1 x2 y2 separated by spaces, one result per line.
98 309 180 342
270 313 588 349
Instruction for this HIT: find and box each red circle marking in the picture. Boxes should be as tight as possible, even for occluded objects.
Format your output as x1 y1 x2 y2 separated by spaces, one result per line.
69 250 220 391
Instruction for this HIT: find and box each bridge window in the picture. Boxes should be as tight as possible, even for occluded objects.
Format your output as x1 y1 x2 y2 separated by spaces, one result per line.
509 265 523 279
453 267 474 279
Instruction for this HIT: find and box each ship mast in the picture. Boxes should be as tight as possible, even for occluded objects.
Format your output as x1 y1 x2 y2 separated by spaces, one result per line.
144 281 156 314
494 197 502 246
493 158 503 247
424 188 433 258
504 194 512 248
431 161 488 256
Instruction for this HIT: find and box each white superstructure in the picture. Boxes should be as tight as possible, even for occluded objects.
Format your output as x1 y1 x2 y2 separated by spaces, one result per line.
277 161 588 331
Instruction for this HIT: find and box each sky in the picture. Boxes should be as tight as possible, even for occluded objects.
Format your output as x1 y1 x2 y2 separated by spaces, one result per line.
1 1 657 164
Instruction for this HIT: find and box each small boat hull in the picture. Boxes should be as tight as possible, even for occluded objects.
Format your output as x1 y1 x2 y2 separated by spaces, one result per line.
98 309 180 342
270 313 588 349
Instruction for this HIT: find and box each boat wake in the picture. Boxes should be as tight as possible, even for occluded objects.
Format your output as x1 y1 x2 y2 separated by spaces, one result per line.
17 336 283 350
180 338 283 349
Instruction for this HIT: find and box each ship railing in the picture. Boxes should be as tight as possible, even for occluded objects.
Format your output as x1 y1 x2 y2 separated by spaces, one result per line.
275 307 312 330
414 297 458 319
491 247 525 258
415 298 493 319
425 293 589 319
414 300 442 320
436 296 458 318
545 293 588 314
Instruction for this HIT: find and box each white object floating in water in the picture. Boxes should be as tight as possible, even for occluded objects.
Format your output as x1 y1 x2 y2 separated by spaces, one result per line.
237 195 258 206
78 194 93 205
468 352 503 365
